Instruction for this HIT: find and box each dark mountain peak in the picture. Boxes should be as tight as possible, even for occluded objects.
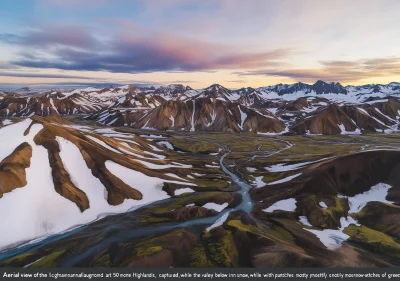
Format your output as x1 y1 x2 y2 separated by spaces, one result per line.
18 87 31 92
278 82 311 95
312 80 347 95
206 83 227 90
313 80 329 87
233 87 256 95
290 82 311 90
372 85 382 93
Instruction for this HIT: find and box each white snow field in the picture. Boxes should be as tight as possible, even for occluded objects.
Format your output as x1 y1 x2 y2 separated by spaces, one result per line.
263 198 297 213
0 120 195 249
202 202 229 212
174 187 195 196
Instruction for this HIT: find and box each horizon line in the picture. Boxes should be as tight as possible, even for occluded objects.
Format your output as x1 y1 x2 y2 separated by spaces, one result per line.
1 80 399 91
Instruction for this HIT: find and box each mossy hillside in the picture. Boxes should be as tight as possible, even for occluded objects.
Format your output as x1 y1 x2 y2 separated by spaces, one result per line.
284 142 361 157
140 192 234 218
228 218 297 246
191 178 229 189
353 202 400 239
1 252 36 267
227 219 260 234
303 195 348 229
343 225 400 259
120 228 197 266
29 249 67 267
92 253 113 267
202 228 239 267
135 246 164 257
188 243 215 267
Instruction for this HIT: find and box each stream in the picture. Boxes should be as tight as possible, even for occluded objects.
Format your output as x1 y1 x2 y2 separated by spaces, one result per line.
0 152 254 266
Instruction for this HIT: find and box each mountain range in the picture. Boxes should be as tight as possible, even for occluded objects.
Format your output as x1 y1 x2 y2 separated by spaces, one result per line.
1 80 400 135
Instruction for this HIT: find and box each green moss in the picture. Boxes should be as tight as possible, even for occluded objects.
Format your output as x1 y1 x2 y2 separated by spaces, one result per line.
135 246 163 257
344 225 400 259
29 249 66 267
192 178 228 189
120 229 191 266
313 196 345 215
204 230 238 267
175 192 194 198
285 142 360 156
2 252 35 266
144 192 231 216
170 139 220 153
92 254 113 267
271 226 296 243
323 197 346 216
352 202 400 238
188 243 215 267
304 195 347 229
227 219 260 234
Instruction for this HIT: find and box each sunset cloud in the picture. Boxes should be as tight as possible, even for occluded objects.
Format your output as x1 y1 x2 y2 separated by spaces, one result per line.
1 25 291 74
236 57 400 84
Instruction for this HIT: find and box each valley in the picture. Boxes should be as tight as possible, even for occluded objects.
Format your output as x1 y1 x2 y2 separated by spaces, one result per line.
1 0 400 271
0 113 400 267
1 81 400 267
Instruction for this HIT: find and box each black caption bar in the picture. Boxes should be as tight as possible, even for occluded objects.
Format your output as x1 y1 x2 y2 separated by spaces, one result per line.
1 268 400 281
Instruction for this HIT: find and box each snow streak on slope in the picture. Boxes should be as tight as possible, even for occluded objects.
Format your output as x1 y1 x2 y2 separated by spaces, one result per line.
105 161 194 199
263 198 297 212
191 100 195 131
266 173 301 185
265 157 333 172
238 105 247 129
86 135 121 154
206 211 230 232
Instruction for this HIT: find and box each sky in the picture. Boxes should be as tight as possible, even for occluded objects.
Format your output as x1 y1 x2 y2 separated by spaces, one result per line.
0 0 399 89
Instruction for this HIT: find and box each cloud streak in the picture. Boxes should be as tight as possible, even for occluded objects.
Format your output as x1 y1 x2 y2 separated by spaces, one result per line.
1 24 291 74
236 57 400 83
0 71 93 79
0 24 98 49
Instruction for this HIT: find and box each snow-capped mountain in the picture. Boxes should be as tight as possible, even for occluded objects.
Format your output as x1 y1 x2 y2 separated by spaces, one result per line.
2 80 400 135
196 84 235 101
155 84 198 101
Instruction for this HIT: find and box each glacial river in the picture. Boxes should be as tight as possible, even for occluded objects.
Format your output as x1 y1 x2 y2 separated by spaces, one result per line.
0 152 254 266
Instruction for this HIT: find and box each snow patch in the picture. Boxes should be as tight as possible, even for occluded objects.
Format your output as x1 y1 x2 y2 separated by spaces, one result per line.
202 202 229 212
263 198 297 212
206 212 230 232
174 188 195 196
267 173 301 185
